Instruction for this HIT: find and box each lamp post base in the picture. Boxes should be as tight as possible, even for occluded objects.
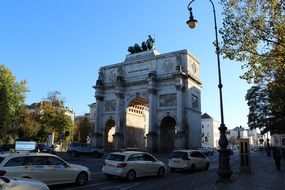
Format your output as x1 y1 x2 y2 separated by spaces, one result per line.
217 148 232 181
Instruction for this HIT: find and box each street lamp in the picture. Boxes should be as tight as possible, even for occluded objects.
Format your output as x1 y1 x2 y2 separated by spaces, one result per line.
186 0 232 181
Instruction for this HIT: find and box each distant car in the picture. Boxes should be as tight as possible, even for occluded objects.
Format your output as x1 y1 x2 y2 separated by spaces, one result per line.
36 144 55 154
67 143 104 157
198 147 214 156
0 152 91 186
102 151 166 182
168 150 210 172
0 176 49 190
0 144 14 152
252 147 261 152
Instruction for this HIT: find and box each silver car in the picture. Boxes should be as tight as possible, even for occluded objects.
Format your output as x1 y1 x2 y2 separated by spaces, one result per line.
0 152 91 186
168 150 210 172
102 151 166 181
0 176 50 190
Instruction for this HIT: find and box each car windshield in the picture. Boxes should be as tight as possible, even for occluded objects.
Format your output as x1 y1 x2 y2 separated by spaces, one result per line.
0 157 5 164
170 151 188 159
107 154 126 161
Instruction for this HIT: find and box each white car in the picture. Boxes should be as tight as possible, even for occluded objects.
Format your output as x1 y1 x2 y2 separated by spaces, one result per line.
102 151 166 181
0 152 91 186
168 150 210 172
0 176 50 190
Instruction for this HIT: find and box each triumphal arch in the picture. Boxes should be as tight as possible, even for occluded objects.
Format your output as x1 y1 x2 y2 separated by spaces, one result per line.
92 47 202 152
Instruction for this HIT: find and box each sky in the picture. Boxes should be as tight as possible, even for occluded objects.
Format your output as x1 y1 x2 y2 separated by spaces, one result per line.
0 0 250 129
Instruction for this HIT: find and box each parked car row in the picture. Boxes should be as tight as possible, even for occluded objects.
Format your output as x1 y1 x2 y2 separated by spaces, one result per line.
0 144 212 188
102 149 210 182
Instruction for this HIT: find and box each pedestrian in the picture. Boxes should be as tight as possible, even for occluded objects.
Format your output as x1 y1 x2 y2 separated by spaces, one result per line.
272 147 282 171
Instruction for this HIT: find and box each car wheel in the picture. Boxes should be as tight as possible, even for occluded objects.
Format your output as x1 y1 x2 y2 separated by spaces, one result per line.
205 162 209 170
170 167 176 172
70 151 77 157
126 170 136 182
157 167 165 177
76 172 88 186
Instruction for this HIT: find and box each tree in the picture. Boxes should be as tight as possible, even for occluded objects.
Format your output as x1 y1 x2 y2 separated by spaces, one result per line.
245 81 272 134
0 65 27 143
34 91 75 142
220 1 285 134
16 107 41 141
267 74 285 134
219 0 285 83
74 116 92 143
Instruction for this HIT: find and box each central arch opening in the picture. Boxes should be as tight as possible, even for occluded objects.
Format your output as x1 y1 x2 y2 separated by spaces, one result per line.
126 97 149 149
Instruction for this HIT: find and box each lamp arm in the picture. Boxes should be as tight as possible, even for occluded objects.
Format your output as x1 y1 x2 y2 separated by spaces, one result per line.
187 0 196 11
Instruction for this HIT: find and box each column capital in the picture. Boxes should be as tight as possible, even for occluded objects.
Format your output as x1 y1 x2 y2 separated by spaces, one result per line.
115 92 124 99
148 88 157 95
95 95 104 101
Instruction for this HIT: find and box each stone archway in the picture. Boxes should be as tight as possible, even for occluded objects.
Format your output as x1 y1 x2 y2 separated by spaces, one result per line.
126 97 149 148
160 116 176 153
104 119 115 151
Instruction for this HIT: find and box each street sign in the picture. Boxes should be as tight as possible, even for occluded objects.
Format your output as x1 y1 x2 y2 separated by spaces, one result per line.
15 141 36 151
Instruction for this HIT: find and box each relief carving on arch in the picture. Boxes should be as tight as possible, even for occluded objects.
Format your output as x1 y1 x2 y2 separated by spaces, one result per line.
105 100 116 112
159 93 177 107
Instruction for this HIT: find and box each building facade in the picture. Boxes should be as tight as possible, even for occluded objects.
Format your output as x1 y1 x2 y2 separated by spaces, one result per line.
201 113 220 148
92 49 202 152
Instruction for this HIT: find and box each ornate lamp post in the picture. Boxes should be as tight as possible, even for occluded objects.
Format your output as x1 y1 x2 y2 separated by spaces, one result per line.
186 0 232 181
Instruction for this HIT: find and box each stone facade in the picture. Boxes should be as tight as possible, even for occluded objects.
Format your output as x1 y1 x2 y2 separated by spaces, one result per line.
92 49 202 152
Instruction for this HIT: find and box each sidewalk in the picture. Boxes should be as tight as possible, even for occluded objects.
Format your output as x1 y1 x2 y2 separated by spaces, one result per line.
216 153 285 190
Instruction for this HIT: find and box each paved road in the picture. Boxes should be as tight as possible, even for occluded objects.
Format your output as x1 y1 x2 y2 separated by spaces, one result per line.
50 150 247 190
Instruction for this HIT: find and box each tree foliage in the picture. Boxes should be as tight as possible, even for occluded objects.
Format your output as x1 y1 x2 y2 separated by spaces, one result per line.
35 92 75 142
219 0 285 82
74 116 92 143
0 65 27 143
245 81 271 134
220 1 285 134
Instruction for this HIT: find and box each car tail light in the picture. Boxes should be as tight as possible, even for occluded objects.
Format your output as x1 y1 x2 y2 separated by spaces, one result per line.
0 170 7 176
117 163 128 168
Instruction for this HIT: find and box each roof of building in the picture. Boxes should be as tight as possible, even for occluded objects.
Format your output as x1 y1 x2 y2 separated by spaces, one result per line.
201 113 212 119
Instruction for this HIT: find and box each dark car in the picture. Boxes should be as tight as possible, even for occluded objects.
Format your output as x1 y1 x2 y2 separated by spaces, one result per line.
35 144 55 154
0 144 14 152
198 147 214 156
67 143 104 157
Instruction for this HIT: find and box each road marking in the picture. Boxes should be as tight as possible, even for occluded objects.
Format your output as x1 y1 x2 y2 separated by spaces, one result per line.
121 183 141 190
99 183 140 190
65 182 114 190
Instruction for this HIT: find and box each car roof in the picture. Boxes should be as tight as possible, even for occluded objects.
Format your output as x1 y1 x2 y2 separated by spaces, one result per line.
172 149 200 153
0 152 55 158
110 151 148 156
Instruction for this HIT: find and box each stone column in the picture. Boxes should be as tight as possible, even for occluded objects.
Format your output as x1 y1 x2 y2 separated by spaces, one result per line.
92 80 104 147
146 72 158 152
113 76 125 150
174 75 186 149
